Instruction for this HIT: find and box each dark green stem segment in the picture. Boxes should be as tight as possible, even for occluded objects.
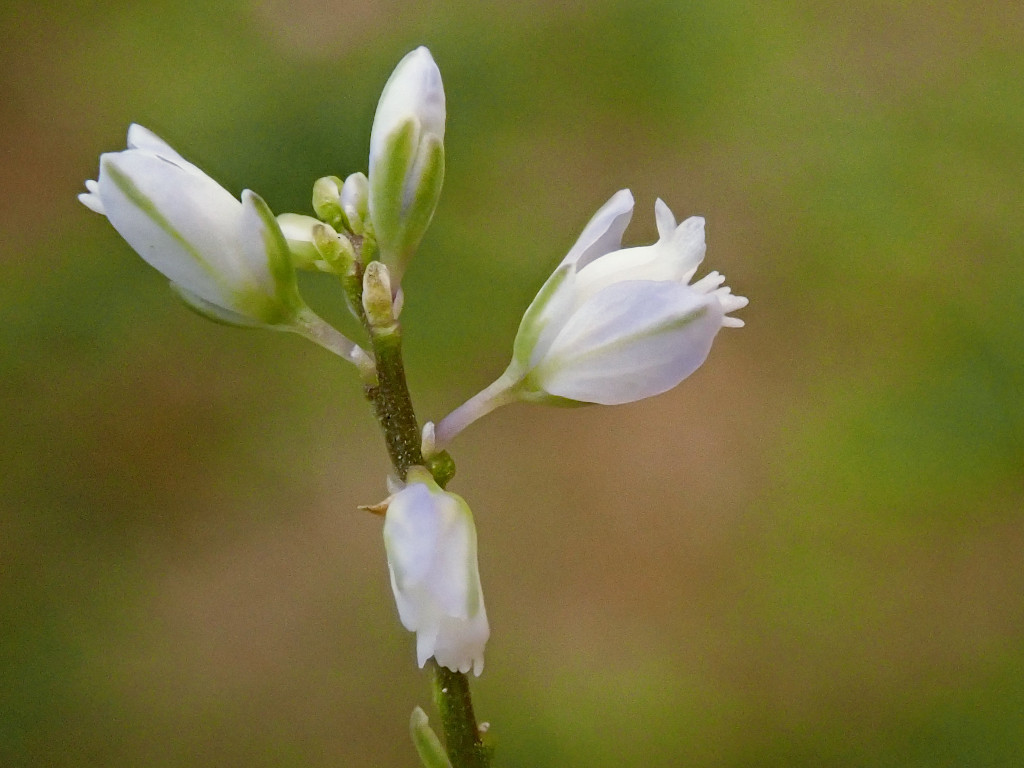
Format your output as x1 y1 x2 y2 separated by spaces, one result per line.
431 662 492 768
361 296 490 768
365 327 423 476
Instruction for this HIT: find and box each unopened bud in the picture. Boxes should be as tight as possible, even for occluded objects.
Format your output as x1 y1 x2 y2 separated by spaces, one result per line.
312 222 356 275
368 47 446 287
362 261 396 330
312 176 346 230
340 172 369 235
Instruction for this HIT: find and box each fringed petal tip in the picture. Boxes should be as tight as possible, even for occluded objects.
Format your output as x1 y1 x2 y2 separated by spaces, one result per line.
78 181 105 214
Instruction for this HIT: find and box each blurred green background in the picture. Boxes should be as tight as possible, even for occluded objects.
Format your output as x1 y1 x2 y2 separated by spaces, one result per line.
3 1 1023 765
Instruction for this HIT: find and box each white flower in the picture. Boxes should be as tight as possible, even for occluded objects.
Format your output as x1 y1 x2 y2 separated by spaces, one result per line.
79 124 304 327
79 124 372 371
367 47 446 285
429 190 747 449
383 467 489 676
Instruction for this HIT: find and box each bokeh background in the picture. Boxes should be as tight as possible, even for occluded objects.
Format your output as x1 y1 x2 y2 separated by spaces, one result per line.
3 1 1023 765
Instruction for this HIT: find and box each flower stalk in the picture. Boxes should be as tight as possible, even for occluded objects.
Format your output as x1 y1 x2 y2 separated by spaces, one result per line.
353 250 490 768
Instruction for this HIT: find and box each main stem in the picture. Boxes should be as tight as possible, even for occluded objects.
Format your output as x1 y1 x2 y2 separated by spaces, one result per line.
364 320 490 768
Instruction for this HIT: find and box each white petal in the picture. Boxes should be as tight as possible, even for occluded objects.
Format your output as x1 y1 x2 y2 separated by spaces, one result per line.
560 189 634 269
573 211 706 301
432 608 489 676
654 197 676 240
98 150 244 306
78 192 104 214
126 123 190 166
79 180 105 214
369 47 445 173
667 215 707 277
532 280 725 405
714 286 749 318
384 484 442 587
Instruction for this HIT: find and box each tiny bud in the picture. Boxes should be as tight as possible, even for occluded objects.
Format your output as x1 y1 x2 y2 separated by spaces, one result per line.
277 213 327 270
312 175 346 230
340 172 369 235
421 421 438 459
362 261 396 330
312 222 356 275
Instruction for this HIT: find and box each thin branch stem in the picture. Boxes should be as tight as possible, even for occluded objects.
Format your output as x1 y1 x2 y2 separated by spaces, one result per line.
433 371 520 450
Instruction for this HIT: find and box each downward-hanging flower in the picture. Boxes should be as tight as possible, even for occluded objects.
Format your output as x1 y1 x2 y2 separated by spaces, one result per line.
427 190 748 450
79 124 370 371
367 46 446 287
382 467 489 676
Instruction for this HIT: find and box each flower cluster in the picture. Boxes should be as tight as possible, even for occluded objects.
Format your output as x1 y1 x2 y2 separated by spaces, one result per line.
79 46 746 679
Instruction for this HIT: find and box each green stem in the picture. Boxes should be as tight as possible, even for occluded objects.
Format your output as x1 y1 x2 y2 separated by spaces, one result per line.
431 663 491 768
365 327 422 476
359 277 490 768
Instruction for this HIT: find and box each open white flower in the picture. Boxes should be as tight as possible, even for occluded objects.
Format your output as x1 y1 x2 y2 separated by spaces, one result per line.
382 467 489 676
430 190 747 449
367 46 446 286
80 125 371 370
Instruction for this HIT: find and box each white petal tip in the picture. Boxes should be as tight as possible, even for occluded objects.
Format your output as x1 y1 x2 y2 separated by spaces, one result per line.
126 123 160 149
78 191 105 215
691 270 725 293
612 188 635 207
654 198 677 239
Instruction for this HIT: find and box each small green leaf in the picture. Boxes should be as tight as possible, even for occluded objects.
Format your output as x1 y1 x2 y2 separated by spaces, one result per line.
410 706 453 768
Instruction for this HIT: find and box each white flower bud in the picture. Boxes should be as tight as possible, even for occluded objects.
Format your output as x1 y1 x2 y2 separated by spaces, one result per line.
382 467 489 676
367 47 446 286
432 191 748 448
79 124 305 327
